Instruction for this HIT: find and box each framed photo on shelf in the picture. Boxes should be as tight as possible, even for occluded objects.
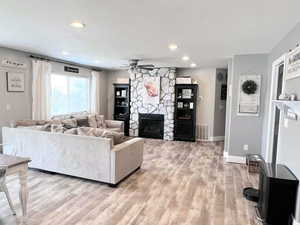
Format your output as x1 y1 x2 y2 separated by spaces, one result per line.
6 72 25 92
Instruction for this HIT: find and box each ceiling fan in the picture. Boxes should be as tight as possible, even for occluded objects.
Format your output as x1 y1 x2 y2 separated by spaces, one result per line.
123 59 155 71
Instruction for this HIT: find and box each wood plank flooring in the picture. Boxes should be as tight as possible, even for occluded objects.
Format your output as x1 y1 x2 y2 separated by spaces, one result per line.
0 140 259 225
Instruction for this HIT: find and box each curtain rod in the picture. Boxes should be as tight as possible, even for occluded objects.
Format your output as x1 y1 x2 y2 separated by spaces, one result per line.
29 55 103 72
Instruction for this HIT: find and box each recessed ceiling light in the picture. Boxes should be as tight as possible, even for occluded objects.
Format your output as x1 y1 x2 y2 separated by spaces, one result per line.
62 51 69 56
95 60 101 64
190 63 197 68
70 21 85 29
182 56 190 61
169 44 178 51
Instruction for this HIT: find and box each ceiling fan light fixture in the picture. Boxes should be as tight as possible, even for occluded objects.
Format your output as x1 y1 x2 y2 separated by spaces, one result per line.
70 21 85 29
169 44 178 51
182 56 190 61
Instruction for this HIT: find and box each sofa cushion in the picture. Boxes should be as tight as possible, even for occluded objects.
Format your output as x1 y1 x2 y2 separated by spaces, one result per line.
88 114 98 128
95 115 107 128
18 125 48 131
106 127 122 132
77 127 94 136
51 114 72 120
51 124 66 133
64 128 78 135
15 120 38 127
101 130 126 145
62 119 77 129
76 118 89 127
77 127 107 137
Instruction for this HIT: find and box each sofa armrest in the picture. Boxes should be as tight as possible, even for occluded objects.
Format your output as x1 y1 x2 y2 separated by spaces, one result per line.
105 120 124 132
110 138 144 184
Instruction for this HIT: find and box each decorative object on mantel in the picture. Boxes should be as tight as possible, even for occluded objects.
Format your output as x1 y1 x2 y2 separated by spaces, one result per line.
6 72 25 92
286 45 300 80
2 59 27 69
176 76 192 84
237 75 261 116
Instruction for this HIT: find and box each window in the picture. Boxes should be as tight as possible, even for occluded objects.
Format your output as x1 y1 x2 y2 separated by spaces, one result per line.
50 74 90 116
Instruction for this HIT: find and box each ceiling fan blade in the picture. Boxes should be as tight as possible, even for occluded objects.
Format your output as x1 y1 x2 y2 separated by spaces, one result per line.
137 64 155 68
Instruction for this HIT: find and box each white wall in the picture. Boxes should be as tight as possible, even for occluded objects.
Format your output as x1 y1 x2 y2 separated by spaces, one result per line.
177 68 217 139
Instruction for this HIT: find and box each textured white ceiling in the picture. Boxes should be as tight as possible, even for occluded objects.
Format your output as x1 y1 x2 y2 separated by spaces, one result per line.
0 0 300 69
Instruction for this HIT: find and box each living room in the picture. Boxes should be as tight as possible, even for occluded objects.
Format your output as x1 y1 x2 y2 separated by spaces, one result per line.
1 1 300 225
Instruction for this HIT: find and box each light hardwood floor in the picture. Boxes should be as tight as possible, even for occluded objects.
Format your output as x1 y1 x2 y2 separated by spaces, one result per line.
0 140 258 225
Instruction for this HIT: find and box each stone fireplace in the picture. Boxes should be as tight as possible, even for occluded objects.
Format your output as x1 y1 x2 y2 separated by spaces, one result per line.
129 67 176 140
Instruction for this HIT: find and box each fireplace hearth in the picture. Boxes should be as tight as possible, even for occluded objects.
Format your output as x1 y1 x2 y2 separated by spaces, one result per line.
139 114 164 139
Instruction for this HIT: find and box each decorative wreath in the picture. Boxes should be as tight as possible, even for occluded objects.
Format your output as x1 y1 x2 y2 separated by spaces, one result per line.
242 80 257 95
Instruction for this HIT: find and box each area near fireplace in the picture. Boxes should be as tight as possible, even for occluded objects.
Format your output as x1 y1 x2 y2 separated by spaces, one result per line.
129 67 176 140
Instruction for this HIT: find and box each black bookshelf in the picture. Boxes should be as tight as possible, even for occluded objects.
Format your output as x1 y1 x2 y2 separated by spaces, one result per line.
113 83 130 136
174 84 198 142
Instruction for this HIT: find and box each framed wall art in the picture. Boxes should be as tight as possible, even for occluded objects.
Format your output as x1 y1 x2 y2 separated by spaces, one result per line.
143 76 160 105
6 72 25 92
237 75 261 116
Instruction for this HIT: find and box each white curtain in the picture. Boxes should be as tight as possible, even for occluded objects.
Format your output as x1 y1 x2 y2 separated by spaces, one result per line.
32 60 52 120
90 71 101 114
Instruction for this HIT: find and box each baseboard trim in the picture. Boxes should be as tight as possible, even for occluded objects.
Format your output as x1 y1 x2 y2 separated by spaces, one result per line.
225 155 246 164
197 136 225 142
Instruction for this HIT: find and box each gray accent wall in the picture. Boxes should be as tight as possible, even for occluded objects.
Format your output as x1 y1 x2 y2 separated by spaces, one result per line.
261 21 300 222
106 70 130 120
227 54 268 157
0 47 32 143
213 68 227 137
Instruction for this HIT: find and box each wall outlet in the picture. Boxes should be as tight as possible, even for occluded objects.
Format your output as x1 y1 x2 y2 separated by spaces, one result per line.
243 144 249 151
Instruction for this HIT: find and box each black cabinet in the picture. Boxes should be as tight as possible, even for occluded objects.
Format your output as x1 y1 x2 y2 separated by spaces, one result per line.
257 163 299 225
113 84 130 136
174 84 198 142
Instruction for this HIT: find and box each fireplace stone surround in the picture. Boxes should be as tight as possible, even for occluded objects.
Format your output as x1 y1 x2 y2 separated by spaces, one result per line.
129 67 176 140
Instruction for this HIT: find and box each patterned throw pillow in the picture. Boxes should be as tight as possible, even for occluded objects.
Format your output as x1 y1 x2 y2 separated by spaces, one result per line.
62 119 78 129
88 114 98 128
77 127 94 136
51 124 66 133
76 118 90 127
95 115 107 128
64 128 78 135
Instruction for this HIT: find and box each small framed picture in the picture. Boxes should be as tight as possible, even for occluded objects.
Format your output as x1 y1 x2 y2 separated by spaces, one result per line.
6 72 25 92
121 90 127 97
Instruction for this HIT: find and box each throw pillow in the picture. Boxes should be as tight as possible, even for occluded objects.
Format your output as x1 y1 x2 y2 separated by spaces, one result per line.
51 124 66 133
62 119 78 129
77 127 94 136
76 118 90 127
102 130 125 145
64 128 78 135
95 115 107 128
88 114 98 128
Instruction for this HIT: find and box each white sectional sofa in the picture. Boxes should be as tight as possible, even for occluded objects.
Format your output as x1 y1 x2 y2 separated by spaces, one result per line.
2 127 144 186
